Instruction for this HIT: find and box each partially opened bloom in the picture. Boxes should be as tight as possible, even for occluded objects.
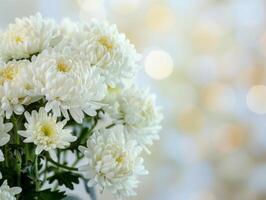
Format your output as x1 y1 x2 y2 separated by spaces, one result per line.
18 108 76 159
0 180 21 200
0 13 59 61
79 125 148 199
104 86 163 149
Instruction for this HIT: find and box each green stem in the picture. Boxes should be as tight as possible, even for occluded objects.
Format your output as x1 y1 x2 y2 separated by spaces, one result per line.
11 115 20 145
44 157 47 183
106 123 115 129
66 118 98 150
11 115 22 188
57 150 61 164
89 118 98 133
47 157 78 171
35 155 39 191
15 151 21 187
4 145 8 167
25 144 29 163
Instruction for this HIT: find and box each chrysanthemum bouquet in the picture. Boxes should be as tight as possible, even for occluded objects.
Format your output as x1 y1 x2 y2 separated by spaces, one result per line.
0 14 162 200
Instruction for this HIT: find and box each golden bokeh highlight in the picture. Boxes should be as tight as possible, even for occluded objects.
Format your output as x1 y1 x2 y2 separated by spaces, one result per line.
145 4 175 32
240 65 266 86
144 49 174 80
201 83 236 113
191 21 224 52
177 106 205 134
110 0 141 15
216 124 249 154
246 85 266 114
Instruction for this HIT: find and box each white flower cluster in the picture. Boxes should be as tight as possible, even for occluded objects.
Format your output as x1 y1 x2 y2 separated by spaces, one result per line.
0 14 162 199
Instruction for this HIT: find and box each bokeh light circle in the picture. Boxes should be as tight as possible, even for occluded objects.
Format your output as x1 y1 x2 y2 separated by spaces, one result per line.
246 85 266 114
144 50 174 80
146 4 175 32
77 0 104 11
110 0 141 15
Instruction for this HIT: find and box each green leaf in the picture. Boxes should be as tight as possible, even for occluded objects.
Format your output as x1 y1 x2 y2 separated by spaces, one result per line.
25 189 66 200
48 171 80 190
37 189 66 200
0 165 18 186
18 173 36 200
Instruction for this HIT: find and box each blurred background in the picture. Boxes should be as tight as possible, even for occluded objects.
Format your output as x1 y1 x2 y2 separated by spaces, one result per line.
1 0 266 199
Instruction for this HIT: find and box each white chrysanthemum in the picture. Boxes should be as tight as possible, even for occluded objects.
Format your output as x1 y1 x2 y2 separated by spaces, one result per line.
0 180 21 200
79 19 141 87
79 125 148 199
0 13 60 61
0 59 37 118
0 117 12 178
60 19 80 39
18 108 77 160
104 86 163 148
0 117 12 148
31 42 106 123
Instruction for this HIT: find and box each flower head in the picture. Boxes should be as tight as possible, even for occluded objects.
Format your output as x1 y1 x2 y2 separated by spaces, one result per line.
0 13 60 61
18 108 76 160
0 181 21 200
79 19 141 87
30 42 106 123
104 86 163 148
79 125 148 199
0 59 37 118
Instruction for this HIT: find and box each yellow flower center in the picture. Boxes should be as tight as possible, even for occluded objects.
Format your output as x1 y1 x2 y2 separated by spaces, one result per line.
112 145 127 164
0 65 18 85
116 155 125 164
107 85 121 95
57 61 71 73
24 83 33 90
40 121 57 137
98 36 113 50
15 36 24 44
